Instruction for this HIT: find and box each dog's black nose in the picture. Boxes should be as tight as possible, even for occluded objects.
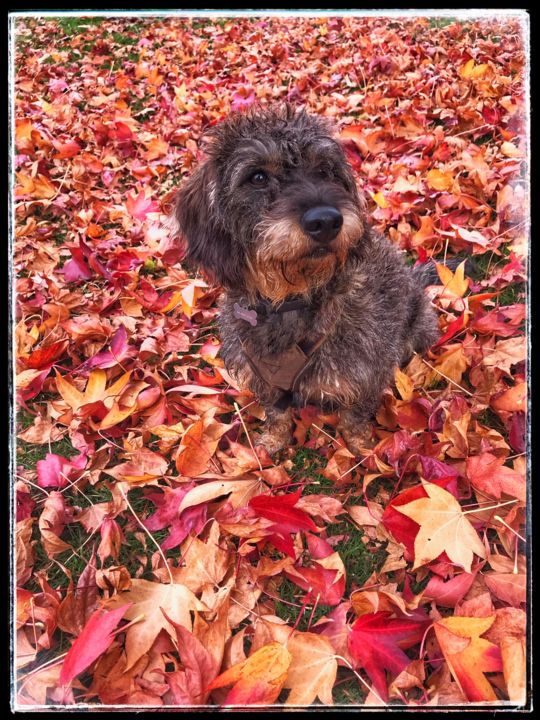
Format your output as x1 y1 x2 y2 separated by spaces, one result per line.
301 206 343 243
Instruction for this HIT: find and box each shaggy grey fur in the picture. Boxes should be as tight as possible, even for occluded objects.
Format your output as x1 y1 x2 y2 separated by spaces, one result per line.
174 105 440 454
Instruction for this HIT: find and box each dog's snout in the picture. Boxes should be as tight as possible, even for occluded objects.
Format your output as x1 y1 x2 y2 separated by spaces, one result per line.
301 206 343 243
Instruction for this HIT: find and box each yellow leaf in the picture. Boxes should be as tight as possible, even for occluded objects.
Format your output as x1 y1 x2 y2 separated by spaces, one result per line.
500 141 521 158
144 137 169 160
372 191 389 208
180 283 203 318
491 382 527 413
459 59 475 78
500 635 526 704
99 393 144 430
426 168 454 191
393 482 486 572
435 260 469 297
394 367 414 401
178 477 265 513
102 370 133 403
159 290 183 314
15 172 36 196
434 616 502 702
459 59 489 79
32 174 57 199
54 371 87 409
411 215 436 248
55 369 128 411
433 345 469 385
147 66 164 86
84 369 108 402
207 642 291 705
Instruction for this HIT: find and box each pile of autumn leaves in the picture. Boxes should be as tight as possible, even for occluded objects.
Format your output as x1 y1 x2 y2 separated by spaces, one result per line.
14 15 527 708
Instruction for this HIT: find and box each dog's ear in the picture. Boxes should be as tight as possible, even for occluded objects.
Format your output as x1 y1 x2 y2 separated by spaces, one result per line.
173 162 244 289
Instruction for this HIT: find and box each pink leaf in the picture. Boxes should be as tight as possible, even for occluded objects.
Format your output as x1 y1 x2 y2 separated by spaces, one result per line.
37 452 86 489
126 188 160 221
77 325 130 373
424 572 477 608
59 604 132 686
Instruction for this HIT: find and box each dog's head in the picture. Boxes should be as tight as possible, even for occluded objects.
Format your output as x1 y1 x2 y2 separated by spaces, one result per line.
174 105 365 303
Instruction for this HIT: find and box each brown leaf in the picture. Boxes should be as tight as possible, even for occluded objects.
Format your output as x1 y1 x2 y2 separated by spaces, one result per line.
16 518 35 586
38 491 71 557
104 580 207 669
171 521 230 593
57 551 99 635
483 572 526 607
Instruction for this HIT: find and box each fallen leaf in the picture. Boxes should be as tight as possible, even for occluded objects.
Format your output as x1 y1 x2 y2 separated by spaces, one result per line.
105 580 207 669
59 604 131 685
207 641 291 705
433 615 502 702
393 482 486 572
284 632 337 705
348 611 429 701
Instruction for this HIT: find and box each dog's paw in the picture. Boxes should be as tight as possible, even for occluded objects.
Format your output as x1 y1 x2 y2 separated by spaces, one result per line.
254 430 290 456
339 425 375 457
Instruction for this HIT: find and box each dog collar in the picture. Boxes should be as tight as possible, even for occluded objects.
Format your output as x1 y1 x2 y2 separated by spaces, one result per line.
233 296 311 326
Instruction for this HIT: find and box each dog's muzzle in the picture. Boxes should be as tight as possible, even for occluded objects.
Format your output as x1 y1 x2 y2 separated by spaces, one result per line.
300 205 343 244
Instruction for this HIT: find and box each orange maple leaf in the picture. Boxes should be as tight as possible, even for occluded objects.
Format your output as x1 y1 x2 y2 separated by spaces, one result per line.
434 615 502 702
206 642 292 705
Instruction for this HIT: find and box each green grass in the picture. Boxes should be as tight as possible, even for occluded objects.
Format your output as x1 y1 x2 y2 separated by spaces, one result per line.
477 406 508 433
67 482 113 508
54 17 105 35
333 671 366 705
326 520 382 593
27 483 170 590
497 282 526 306
428 17 460 29
291 447 336 494
29 520 93 591
472 132 495 146
111 31 137 45
409 572 431 595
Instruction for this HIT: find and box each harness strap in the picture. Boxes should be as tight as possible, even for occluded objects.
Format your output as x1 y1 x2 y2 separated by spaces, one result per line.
241 333 326 410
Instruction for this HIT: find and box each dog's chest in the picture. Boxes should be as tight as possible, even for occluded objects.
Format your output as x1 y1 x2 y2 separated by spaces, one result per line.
220 297 361 405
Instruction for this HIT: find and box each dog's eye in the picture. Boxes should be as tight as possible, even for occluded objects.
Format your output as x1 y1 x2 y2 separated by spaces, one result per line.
249 170 269 187
317 168 332 180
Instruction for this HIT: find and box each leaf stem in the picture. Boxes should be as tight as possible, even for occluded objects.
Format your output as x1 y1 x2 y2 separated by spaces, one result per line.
463 498 518 515
493 514 526 542
118 483 174 585
234 401 263 472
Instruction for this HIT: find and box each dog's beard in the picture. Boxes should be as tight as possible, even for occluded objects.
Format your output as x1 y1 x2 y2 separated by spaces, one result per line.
245 209 363 304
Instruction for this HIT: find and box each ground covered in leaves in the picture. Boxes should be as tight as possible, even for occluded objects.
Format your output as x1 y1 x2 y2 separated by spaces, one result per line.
13 14 528 708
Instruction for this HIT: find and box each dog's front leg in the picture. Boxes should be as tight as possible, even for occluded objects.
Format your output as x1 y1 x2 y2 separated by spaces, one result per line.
255 404 293 455
338 407 375 457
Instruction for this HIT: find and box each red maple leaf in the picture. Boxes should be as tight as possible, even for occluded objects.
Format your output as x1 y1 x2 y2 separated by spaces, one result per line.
348 610 429 700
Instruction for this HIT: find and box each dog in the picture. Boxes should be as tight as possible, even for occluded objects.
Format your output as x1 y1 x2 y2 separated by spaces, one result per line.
173 105 440 455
